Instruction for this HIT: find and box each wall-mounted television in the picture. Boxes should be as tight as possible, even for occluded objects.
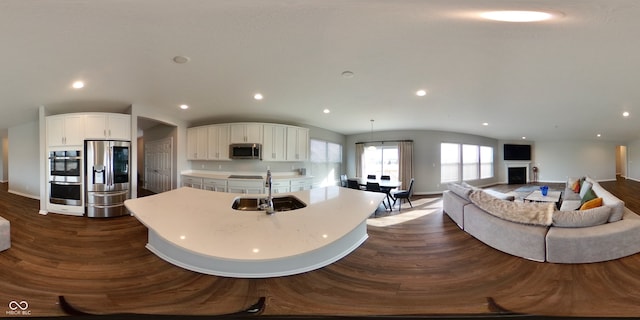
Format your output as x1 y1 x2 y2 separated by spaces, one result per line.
503 144 531 161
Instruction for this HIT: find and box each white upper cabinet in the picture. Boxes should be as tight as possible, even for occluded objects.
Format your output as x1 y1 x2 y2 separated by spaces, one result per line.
262 124 287 161
207 124 230 160
230 123 263 144
187 126 208 160
46 114 85 147
84 113 131 140
286 126 309 161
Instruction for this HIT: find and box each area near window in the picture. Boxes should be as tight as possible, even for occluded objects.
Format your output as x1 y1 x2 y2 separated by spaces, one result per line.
441 143 493 183
362 143 399 181
310 139 342 187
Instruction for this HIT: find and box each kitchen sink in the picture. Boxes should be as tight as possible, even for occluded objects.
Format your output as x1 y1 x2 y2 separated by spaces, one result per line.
232 195 306 212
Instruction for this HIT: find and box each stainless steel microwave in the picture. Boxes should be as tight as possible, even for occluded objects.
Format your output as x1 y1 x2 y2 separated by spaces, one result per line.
229 143 262 160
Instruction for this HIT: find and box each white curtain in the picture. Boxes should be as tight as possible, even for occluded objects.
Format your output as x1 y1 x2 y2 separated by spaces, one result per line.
398 141 413 190
355 143 364 178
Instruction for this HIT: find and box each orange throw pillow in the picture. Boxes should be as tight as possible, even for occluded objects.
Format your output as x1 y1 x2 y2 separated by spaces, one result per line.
580 197 603 210
571 180 580 193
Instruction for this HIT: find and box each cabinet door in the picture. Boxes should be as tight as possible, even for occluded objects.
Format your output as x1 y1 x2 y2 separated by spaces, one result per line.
84 114 108 139
263 124 286 161
296 128 309 161
187 127 208 160
230 123 263 143
207 124 230 160
46 116 66 146
229 124 247 143
286 127 309 161
47 115 84 146
107 114 131 140
245 123 263 144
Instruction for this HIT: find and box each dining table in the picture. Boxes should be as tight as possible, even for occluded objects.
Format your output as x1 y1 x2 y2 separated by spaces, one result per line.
356 178 402 211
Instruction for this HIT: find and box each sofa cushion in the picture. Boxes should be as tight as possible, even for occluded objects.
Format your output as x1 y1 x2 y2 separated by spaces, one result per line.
447 183 472 201
560 199 581 211
552 206 612 228
580 197 602 210
581 187 597 204
579 181 592 199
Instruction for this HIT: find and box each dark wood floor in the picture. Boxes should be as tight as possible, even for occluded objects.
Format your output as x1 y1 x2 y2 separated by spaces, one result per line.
3 178 640 317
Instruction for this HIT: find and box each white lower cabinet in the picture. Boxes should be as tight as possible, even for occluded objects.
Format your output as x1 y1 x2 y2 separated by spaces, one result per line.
227 180 264 194
203 178 227 192
290 178 312 191
182 176 203 189
270 180 291 194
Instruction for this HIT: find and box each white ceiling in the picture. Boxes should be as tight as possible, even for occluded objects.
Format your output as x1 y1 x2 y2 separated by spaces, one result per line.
2 0 640 142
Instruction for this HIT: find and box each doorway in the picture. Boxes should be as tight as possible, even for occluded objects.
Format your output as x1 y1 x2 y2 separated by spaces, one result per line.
616 145 628 179
144 137 173 194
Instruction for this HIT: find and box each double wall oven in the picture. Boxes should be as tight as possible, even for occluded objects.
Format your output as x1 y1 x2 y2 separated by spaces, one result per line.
48 150 82 206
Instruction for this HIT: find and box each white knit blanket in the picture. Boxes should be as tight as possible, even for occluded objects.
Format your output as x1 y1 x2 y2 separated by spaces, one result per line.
469 190 554 226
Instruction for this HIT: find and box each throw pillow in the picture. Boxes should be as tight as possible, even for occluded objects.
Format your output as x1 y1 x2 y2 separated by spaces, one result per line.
570 180 580 193
581 188 597 205
552 206 612 228
580 197 603 210
579 181 592 199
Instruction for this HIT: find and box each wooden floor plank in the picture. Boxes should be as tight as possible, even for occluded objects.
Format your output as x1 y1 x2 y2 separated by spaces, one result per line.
2 178 640 317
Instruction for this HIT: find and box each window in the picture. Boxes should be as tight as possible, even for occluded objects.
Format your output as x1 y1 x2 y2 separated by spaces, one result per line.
480 146 494 179
441 143 493 183
440 143 460 183
362 144 399 181
310 139 342 187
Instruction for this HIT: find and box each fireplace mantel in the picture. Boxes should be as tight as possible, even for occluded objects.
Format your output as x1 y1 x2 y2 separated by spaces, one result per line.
504 161 531 184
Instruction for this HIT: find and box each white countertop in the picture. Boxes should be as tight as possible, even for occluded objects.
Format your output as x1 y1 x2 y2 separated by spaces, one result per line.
125 186 385 264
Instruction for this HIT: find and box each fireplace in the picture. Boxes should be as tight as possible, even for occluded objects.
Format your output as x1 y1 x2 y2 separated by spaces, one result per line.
504 161 530 184
508 167 527 184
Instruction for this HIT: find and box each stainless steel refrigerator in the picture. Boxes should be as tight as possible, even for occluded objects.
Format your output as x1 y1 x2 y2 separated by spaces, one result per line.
85 140 131 217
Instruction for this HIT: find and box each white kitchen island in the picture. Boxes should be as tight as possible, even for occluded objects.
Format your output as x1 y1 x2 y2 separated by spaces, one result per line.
124 186 385 278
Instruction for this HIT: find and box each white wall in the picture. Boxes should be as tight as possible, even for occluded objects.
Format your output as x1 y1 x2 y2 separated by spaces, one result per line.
627 138 640 182
520 140 619 183
8 120 40 198
0 133 8 182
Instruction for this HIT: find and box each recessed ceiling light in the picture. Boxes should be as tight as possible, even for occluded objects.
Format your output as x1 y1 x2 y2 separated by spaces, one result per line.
341 71 354 78
416 89 427 97
323 108 330 114
482 122 489 126
179 104 189 110
254 93 263 100
481 10 555 22
72 81 84 89
623 111 630 117
522 136 527 140
172 55 190 64
597 134 602 137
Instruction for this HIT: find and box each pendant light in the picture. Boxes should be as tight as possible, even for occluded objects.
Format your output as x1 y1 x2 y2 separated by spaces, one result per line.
368 119 377 151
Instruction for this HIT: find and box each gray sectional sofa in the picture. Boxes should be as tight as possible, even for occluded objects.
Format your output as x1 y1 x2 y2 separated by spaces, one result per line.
0 216 9 252
443 178 640 263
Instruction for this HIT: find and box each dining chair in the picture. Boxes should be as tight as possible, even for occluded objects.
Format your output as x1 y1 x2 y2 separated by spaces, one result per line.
393 178 414 211
367 174 376 180
366 182 390 210
347 179 361 190
380 175 390 180
340 174 348 187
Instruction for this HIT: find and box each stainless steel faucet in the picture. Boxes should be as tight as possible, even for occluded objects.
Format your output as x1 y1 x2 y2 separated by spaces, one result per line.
264 170 275 214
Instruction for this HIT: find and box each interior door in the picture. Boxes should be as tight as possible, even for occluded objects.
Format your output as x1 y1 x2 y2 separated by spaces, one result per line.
144 137 173 194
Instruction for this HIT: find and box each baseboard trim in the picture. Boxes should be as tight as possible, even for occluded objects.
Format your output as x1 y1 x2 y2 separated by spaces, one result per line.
8 189 40 200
